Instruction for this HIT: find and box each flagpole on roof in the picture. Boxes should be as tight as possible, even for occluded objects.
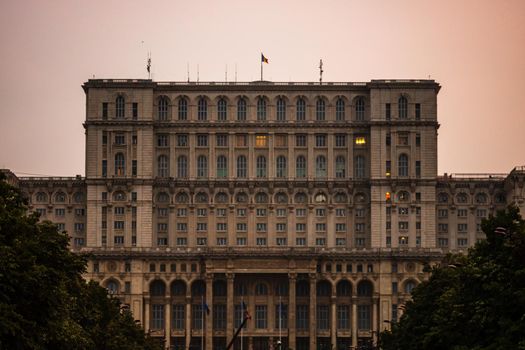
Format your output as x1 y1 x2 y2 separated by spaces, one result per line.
260 53 263 81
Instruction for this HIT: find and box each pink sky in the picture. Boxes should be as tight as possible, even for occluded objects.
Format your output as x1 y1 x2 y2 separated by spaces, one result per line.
0 0 524 176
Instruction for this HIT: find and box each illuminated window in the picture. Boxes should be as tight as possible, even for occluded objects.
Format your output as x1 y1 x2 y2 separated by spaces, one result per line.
355 136 366 145
385 192 391 201
255 135 267 147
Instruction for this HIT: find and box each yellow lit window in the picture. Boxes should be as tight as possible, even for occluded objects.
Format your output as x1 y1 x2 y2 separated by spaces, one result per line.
385 192 391 201
355 137 366 145
255 135 267 147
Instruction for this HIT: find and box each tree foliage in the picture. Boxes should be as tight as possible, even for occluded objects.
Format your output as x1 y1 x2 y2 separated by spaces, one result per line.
380 206 525 350
0 175 162 350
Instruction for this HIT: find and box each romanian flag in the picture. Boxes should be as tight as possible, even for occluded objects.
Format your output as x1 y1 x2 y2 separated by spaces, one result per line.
261 53 269 64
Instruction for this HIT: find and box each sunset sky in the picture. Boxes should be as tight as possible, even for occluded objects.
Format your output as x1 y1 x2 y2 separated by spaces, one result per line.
0 0 524 176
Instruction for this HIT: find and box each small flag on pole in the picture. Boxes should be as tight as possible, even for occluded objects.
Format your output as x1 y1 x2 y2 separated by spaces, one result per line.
261 53 269 64
242 301 251 320
203 301 210 315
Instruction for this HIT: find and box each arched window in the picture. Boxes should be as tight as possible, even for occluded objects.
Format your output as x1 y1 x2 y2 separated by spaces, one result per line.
237 98 247 121
296 98 306 121
275 192 288 204
397 191 410 202
357 280 373 297
294 192 307 203
171 281 186 296
217 98 228 121
316 281 331 297
106 280 119 294
354 155 365 178
150 280 166 297
195 192 208 203
316 155 327 177
236 192 248 203
36 192 48 202
355 97 365 121
197 155 208 178
197 97 207 120
113 191 126 201
315 192 327 203
404 280 416 294
237 155 247 178
296 156 306 178
456 192 468 204
175 192 189 203
438 192 449 203
115 95 125 118
191 280 205 296
336 98 345 121
157 192 170 203
158 96 169 120
398 96 408 119
158 155 169 177
73 192 84 203
213 280 227 297
255 192 268 203
255 283 268 295
335 156 346 178
296 280 309 296
54 191 66 203
334 192 347 203
256 97 266 121
234 283 247 296
475 193 487 204
337 280 351 297
256 156 266 178
215 192 228 203
275 283 289 296
316 98 326 121
276 97 286 121
216 155 228 178
177 155 188 178
398 154 409 177
178 98 188 120
115 153 125 176
276 155 287 178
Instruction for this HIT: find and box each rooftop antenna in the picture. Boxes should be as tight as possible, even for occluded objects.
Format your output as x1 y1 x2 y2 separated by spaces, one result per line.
319 59 323 85
225 64 228 82
197 64 200 82
187 63 190 82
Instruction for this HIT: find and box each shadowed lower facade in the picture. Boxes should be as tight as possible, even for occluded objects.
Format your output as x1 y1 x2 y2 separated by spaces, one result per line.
4 78 525 350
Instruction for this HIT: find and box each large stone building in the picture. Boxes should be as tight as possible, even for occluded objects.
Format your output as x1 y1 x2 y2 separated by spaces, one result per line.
5 78 525 350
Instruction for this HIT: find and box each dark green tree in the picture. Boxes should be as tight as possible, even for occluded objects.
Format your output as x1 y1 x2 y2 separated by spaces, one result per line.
0 175 162 350
379 206 525 350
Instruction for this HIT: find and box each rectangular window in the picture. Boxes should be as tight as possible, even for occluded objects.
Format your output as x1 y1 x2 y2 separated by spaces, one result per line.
438 223 449 233
276 223 287 232
102 160 107 177
335 134 346 147
276 208 287 217
438 238 448 247
132 135 137 145
132 103 138 119
315 223 326 232
197 134 208 147
296 209 306 217
176 237 187 246
102 103 108 119
316 208 326 217
457 209 468 217
256 237 267 246
236 134 247 147
255 305 267 329
357 305 371 330
355 223 365 232
316 305 329 330
115 134 126 145
234 304 247 328
315 238 326 246
296 237 306 246
157 237 168 246
196 237 207 246
216 237 227 245
416 133 421 146
213 304 226 330
177 134 188 147
256 223 267 232
335 208 345 217
74 223 84 232
399 221 409 230
355 136 366 145
477 209 487 218
114 235 124 245
236 223 247 232
296 305 309 330
157 134 169 147
385 103 391 120
415 103 421 120
237 209 246 217
398 133 409 145
416 160 421 177
295 134 307 147
132 160 137 176
158 207 168 217
177 208 187 217
315 134 327 147
55 208 65 216
216 134 228 147
216 208 227 217
114 221 125 230
458 238 468 247
255 135 268 147
157 223 168 232
192 304 203 329
355 237 365 246
458 223 468 232
398 207 409 215
276 237 287 246
75 208 85 216
386 160 391 177
172 304 185 330
392 282 398 294
236 237 247 246
256 208 267 217
197 223 207 231
335 223 346 232
151 304 165 330
335 238 346 246
197 208 207 217
386 133 391 146
275 304 288 329
438 209 448 218
337 305 350 330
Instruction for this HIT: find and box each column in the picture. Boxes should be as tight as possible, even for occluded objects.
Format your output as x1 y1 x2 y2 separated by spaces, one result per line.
309 274 316 350
330 294 337 349
185 296 192 350
144 297 151 333
288 274 297 350
351 298 357 349
206 275 214 350
372 298 378 346
226 273 235 345
166 301 172 350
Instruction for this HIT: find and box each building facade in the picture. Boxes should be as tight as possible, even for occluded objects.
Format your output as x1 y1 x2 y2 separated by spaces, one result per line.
6 79 525 350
